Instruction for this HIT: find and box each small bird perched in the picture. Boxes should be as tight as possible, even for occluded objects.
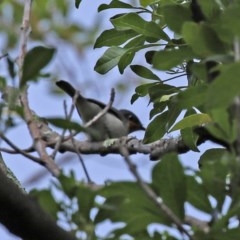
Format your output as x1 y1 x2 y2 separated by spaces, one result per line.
56 80 145 141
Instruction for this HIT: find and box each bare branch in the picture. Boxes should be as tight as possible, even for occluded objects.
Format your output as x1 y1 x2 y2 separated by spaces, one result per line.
20 92 60 176
17 0 32 75
84 88 115 128
50 98 76 159
40 119 212 159
63 97 93 183
0 133 43 164
0 53 8 60
0 167 77 240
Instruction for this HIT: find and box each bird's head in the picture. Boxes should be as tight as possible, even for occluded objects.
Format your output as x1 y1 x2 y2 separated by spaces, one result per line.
119 109 145 134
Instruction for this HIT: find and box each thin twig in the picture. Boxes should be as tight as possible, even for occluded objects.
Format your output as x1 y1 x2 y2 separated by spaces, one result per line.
120 146 192 239
69 129 93 183
162 73 187 83
63 97 93 184
0 133 43 164
84 88 115 128
0 53 8 60
50 98 76 159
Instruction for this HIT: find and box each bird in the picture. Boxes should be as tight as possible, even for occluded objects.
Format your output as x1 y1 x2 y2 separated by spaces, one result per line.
56 80 145 141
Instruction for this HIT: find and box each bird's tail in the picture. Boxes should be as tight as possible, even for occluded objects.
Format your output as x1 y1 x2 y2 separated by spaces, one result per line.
56 80 77 97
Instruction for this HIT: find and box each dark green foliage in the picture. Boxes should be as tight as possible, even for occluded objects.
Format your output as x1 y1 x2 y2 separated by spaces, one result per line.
21 46 55 87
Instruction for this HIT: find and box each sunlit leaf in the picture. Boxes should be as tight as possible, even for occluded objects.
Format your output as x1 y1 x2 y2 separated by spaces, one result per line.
170 113 212 132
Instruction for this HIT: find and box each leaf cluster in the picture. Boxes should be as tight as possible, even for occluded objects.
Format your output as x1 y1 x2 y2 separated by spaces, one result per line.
32 150 240 239
94 0 238 150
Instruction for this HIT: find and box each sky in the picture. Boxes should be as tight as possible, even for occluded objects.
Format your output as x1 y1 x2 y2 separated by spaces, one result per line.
0 1 210 239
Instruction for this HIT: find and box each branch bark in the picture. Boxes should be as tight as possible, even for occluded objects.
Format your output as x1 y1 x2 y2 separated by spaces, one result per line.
0 167 77 240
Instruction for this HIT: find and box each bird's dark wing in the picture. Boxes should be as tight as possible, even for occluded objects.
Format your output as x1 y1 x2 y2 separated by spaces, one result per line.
86 98 126 122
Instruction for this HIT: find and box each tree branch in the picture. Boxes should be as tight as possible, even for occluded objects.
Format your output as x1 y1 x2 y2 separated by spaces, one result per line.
17 0 32 76
0 167 77 240
20 92 60 176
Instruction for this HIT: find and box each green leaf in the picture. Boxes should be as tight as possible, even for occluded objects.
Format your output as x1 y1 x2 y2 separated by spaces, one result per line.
111 13 169 41
170 113 212 132
198 148 230 209
124 35 145 48
75 185 96 222
186 175 212 213
131 82 157 104
140 0 159 7
181 128 199 152
130 65 160 80
220 5 240 39
148 83 179 103
30 190 59 220
94 46 127 74
170 84 208 109
209 108 235 143
57 172 78 198
152 153 186 219
96 182 169 226
143 111 168 143
206 62 240 109
182 22 226 57
150 102 168 119
21 46 55 87
94 29 137 48
152 46 195 70
144 107 181 143
75 0 82 8
98 0 134 12
118 50 135 74
46 117 84 132
213 228 240 240
162 4 192 34
135 82 158 96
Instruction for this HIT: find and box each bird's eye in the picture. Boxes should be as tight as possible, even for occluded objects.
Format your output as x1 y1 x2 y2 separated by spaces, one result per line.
128 114 133 120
